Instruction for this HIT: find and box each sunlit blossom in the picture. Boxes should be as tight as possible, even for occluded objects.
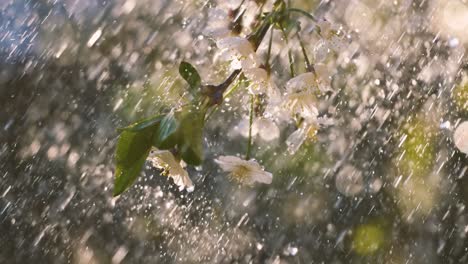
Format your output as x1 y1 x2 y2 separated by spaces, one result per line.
283 72 331 122
284 73 319 120
147 148 194 192
215 155 272 184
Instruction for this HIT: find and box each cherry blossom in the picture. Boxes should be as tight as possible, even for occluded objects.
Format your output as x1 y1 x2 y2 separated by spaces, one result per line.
215 155 273 184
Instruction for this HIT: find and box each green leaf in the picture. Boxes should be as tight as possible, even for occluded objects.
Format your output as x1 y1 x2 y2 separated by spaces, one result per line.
113 128 155 196
179 61 201 91
179 111 204 165
153 111 179 149
118 115 163 132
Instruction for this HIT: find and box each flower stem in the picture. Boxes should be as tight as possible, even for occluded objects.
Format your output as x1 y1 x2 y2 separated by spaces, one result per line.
296 31 315 74
265 27 274 71
246 94 255 160
285 8 318 22
281 29 295 78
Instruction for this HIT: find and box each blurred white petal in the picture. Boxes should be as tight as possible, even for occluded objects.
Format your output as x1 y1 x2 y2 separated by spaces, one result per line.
454 121 468 154
253 118 280 141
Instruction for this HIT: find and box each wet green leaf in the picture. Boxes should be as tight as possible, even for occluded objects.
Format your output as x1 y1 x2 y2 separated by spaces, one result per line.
153 111 179 149
117 115 163 132
179 61 201 91
179 110 204 166
113 128 155 196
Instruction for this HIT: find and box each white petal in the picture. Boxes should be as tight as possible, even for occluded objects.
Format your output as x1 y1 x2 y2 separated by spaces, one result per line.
204 27 231 39
284 92 319 122
148 149 194 191
286 126 308 154
244 68 268 83
314 63 332 90
216 37 255 57
215 156 273 185
286 72 316 93
253 118 280 141
244 68 269 95
214 155 245 172
241 55 261 70
248 170 273 184
454 121 468 154
301 103 319 122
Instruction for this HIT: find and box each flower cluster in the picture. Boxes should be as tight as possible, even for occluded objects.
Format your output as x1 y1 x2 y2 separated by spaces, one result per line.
114 1 347 195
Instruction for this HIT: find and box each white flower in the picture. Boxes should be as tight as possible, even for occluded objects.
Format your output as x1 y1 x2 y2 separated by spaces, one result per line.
283 71 332 121
147 148 194 192
284 90 318 121
215 155 273 184
283 72 334 154
284 73 319 122
454 121 468 154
